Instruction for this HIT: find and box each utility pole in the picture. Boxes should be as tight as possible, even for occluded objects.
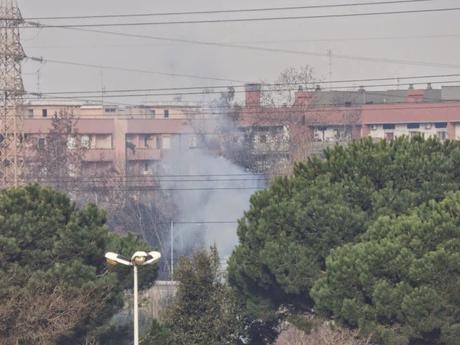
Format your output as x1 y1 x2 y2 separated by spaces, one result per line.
0 0 25 187
327 49 333 89
170 220 174 280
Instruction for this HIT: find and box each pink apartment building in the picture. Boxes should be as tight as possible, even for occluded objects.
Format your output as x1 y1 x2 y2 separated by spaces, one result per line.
22 101 198 178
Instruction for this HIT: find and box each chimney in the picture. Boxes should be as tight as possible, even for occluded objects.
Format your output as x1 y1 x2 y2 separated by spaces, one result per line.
406 89 425 103
245 83 262 108
426 82 433 90
294 89 314 107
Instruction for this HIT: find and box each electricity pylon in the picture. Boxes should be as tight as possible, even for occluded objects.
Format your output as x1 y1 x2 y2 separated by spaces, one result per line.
0 0 25 187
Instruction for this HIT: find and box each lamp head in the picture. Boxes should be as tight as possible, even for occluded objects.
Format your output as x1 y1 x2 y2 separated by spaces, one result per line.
105 252 132 266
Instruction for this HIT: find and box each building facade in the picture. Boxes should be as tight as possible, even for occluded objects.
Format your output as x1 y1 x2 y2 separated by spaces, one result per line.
22 101 198 180
239 84 460 169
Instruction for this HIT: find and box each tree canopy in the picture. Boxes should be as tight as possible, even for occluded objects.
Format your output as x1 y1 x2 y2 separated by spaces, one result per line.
228 137 460 344
146 247 243 345
0 184 158 345
311 192 460 345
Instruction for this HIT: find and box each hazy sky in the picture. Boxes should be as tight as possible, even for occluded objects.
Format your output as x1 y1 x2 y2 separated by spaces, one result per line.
18 0 460 104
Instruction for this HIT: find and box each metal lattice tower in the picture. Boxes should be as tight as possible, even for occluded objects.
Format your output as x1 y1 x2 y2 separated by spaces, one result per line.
0 0 24 187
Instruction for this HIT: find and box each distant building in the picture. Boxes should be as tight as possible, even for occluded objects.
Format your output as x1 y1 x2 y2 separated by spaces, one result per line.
239 83 460 170
22 101 199 178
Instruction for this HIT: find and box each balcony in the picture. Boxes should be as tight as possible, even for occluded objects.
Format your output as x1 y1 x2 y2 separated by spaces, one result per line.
84 149 115 162
127 148 161 161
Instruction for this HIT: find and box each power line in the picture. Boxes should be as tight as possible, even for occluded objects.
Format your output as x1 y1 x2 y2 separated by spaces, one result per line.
28 73 460 96
26 56 247 84
25 80 460 101
28 185 263 192
22 81 460 108
23 0 434 20
160 221 238 225
22 7 460 28
22 32 460 50
16 103 460 122
25 28 460 70
30 177 266 183
225 33 460 44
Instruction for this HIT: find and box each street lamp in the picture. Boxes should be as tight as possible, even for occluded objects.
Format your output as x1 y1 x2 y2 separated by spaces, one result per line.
105 251 161 345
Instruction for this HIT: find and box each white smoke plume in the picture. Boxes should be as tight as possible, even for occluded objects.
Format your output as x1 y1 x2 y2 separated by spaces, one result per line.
159 93 265 261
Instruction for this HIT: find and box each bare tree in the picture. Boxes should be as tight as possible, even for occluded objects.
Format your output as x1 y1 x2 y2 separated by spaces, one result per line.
276 320 372 345
262 65 316 107
0 284 112 345
26 109 87 193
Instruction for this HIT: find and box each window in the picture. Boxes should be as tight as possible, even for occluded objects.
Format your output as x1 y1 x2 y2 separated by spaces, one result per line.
144 135 153 148
95 134 112 149
156 136 162 149
27 109 33 118
150 109 156 117
81 135 91 148
42 109 48 118
37 138 45 150
383 124 395 130
20 133 29 143
67 136 76 149
104 108 116 113
385 132 394 140
162 136 171 149
407 123 420 129
189 135 198 148
259 134 267 144
437 131 447 140
435 122 447 129
410 131 420 138
164 109 169 119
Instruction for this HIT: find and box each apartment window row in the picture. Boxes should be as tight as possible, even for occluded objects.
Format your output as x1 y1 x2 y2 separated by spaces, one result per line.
76 134 113 149
377 122 448 130
28 108 173 119
384 131 447 140
126 134 171 150
145 109 170 118
145 109 169 118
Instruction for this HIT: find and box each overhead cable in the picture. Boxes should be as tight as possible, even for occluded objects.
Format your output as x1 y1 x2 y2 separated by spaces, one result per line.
22 7 460 28
24 0 433 20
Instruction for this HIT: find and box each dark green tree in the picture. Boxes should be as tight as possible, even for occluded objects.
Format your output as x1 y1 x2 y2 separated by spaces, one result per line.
0 184 158 345
312 192 460 345
144 247 253 345
228 137 460 342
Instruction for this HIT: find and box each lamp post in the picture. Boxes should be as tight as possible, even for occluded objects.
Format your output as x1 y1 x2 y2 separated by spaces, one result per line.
105 251 161 345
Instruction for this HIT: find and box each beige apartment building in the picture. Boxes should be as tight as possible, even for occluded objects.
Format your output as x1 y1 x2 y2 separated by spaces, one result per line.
22 101 198 178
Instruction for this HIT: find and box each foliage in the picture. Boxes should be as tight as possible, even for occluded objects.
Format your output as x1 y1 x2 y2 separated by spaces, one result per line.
144 247 252 345
28 110 87 192
311 192 460 345
142 319 173 345
228 137 460 343
0 185 157 345
277 319 370 345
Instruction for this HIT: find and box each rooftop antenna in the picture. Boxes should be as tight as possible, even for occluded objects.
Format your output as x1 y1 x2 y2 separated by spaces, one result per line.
100 68 105 106
36 67 41 95
328 49 333 90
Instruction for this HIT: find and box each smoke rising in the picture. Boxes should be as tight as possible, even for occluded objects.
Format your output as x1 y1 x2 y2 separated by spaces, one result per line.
161 146 264 261
159 97 265 261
